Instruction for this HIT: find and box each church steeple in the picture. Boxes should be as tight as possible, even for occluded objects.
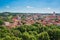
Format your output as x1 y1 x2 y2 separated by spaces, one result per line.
53 11 56 16
53 11 55 14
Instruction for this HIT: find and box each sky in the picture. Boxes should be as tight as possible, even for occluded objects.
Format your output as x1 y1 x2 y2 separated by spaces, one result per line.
0 0 60 13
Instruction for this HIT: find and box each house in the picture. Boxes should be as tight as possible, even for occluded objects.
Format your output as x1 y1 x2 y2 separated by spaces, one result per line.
4 22 11 27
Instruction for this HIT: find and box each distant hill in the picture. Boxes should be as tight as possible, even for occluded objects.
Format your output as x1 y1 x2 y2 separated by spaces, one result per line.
0 12 60 16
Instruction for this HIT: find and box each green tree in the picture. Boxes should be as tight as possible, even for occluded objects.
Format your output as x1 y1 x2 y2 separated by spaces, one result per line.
0 20 4 25
37 32 50 40
47 29 60 40
12 30 22 38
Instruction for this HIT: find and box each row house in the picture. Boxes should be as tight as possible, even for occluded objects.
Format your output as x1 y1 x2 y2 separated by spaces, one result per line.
25 18 35 25
4 16 22 28
40 13 60 26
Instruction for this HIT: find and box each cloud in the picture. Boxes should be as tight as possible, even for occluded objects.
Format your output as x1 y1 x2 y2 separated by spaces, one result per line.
43 7 51 10
6 6 10 8
38 7 54 13
47 7 51 10
26 6 33 8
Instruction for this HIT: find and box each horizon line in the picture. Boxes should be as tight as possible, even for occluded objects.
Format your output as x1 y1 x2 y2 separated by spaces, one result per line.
0 12 60 13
